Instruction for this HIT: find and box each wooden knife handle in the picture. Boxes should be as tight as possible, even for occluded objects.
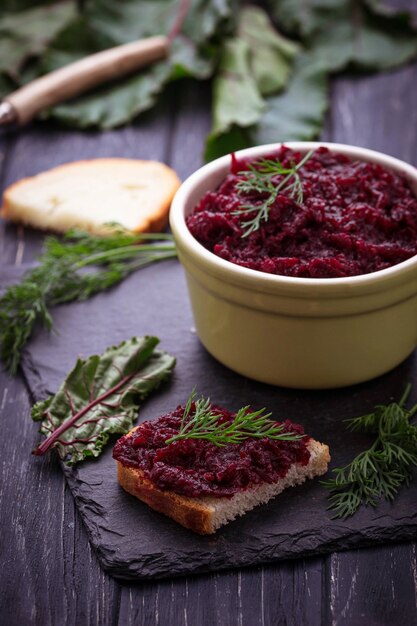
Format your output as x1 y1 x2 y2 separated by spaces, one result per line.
5 35 170 125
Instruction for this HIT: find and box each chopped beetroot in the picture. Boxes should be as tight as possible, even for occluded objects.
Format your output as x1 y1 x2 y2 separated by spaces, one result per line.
186 147 417 278
112 404 310 498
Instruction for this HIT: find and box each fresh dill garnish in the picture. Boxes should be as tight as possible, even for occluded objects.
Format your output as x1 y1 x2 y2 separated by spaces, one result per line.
0 229 177 375
232 150 313 237
165 389 303 446
322 384 417 519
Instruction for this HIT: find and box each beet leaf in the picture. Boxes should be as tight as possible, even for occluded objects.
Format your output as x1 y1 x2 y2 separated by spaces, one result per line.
32 336 175 465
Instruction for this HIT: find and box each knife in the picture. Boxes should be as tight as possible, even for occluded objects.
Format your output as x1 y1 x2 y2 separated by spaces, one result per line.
0 35 169 129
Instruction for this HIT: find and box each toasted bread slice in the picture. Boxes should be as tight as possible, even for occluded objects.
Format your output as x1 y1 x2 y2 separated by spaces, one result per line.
1 158 181 235
116 434 330 535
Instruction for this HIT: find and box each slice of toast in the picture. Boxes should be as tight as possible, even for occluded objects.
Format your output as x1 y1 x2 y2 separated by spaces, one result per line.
116 432 330 535
1 158 181 236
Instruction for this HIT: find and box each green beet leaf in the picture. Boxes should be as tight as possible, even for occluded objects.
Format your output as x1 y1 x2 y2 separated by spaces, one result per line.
268 0 417 72
0 0 49 15
205 6 298 161
204 38 263 161
184 0 240 43
205 37 266 155
0 1 75 80
238 6 299 96
252 52 329 144
206 49 329 161
2 0 416 149
206 0 417 160
266 0 327 39
40 0 236 128
32 336 176 465
204 124 253 163
78 0 237 49
46 62 173 129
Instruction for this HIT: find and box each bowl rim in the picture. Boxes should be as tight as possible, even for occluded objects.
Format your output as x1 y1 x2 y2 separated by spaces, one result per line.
170 141 417 295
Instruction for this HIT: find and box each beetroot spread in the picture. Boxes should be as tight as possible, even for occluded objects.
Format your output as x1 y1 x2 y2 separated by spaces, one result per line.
112 404 310 497
186 147 417 278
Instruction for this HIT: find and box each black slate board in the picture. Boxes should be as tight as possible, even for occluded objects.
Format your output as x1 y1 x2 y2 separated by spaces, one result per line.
13 260 417 580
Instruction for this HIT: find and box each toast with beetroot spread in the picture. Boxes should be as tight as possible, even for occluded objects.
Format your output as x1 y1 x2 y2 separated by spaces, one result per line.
113 401 330 535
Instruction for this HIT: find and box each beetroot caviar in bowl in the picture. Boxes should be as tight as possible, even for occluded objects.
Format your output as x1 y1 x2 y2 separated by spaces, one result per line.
170 142 417 389
187 146 417 278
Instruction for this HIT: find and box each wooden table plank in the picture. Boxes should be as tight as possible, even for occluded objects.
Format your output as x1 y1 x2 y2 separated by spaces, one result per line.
329 65 417 164
117 559 324 626
327 545 417 626
0 135 20 264
168 81 212 180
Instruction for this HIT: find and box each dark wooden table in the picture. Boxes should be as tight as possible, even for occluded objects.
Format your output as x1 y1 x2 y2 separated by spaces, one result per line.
1 36 417 626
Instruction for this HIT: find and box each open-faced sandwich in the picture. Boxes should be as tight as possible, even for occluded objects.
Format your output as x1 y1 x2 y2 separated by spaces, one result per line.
113 393 330 534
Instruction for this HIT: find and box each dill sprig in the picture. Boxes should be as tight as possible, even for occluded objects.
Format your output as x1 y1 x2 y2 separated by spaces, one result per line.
322 384 417 519
0 229 177 375
165 389 303 446
232 150 313 238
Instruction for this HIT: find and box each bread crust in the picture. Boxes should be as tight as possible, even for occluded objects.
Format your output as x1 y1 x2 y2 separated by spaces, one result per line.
117 463 216 535
116 431 330 535
1 158 181 235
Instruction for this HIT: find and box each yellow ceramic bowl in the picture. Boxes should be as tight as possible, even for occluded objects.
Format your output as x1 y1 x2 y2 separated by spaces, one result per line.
170 142 417 389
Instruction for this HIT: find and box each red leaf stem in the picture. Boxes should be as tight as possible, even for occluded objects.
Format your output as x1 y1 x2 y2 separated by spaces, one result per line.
33 373 135 456
168 0 191 42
